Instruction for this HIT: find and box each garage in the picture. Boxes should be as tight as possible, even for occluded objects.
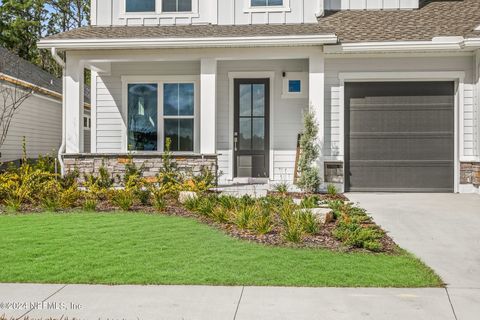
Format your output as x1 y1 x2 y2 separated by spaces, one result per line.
345 81 455 192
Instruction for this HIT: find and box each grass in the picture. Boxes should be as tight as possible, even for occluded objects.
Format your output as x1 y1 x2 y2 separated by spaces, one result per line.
0 212 442 287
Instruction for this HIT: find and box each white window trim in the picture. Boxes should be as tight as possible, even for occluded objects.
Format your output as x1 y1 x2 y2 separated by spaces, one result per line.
119 0 199 19
121 75 200 154
338 71 466 193
243 0 291 13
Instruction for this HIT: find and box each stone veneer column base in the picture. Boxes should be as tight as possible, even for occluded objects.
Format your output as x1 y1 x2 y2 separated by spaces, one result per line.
63 153 218 186
460 162 480 187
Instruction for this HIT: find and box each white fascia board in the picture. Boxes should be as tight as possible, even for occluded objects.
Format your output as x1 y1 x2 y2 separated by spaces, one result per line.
325 37 480 53
38 34 338 50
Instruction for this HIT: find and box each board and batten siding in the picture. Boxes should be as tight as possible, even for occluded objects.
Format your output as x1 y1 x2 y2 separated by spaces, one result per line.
94 61 200 153
216 59 309 184
324 55 478 160
0 94 62 162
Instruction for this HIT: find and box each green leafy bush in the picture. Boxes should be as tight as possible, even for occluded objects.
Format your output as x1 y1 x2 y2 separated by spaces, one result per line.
251 208 273 235
111 189 135 211
296 111 321 193
300 195 320 209
273 182 289 194
234 205 256 230
211 206 230 223
282 215 304 243
298 210 320 235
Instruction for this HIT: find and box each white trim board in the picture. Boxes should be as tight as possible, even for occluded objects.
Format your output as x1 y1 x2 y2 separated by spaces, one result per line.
227 71 275 182
338 71 466 193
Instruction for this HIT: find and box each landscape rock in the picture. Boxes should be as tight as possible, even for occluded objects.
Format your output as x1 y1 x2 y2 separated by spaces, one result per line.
299 208 334 224
179 191 198 204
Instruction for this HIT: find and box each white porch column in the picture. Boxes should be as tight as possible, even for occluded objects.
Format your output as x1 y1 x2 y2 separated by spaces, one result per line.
309 52 326 182
200 58 217 154
65 53 84 154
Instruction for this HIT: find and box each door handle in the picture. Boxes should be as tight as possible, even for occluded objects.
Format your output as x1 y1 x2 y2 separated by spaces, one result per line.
234 132 238 152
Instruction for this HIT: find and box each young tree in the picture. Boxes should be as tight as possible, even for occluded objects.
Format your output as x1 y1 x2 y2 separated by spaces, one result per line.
295 110 321 193
0 51 34 157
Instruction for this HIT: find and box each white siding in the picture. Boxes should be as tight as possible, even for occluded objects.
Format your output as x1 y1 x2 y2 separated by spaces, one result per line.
0 94 62 161
216 59 309 184
92 0 320 26
324 55 477 160
94 61 200 153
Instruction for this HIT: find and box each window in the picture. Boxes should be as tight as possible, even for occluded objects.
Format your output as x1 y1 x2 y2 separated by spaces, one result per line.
251 0 283 6
83 116 91 130
127 83 158 151
162 0 192 12
163 83 194 152
126 0 156 12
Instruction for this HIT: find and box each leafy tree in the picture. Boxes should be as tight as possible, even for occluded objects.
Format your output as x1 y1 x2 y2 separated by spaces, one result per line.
296 110 321 193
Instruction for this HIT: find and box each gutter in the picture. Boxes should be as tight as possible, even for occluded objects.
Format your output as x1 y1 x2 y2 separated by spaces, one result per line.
324 37 480 54
51 48 67 176
38 34 338 50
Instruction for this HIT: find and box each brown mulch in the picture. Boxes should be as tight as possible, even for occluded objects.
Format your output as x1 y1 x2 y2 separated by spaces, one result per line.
267 191 349 201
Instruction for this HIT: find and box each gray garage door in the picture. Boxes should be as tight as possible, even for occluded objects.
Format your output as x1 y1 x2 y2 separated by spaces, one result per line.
345 82 454 192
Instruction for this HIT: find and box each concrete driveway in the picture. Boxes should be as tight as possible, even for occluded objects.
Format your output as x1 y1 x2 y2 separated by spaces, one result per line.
347 193 480 320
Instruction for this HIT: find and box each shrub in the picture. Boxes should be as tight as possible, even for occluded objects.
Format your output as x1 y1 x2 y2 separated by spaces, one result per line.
273 182 289 194
111 189 135 211
152 192 166 212
84 162 114 190
211 206 230 223
282 215 304 243
183 166 216 193
296 111 321 193
327 184 338 196
83 198 97 212
300 195 320 209
216 195 238 210
251 208 273 235
196 196 217 216
298 210 320 235
233 205 256 230
183 196 200 211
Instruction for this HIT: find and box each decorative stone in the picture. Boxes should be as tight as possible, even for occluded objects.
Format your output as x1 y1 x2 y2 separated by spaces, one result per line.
299 208 334 224
179 191 198 204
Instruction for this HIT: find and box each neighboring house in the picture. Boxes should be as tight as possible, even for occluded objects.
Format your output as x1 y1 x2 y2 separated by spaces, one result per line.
38 0 480 193
0 47 91 163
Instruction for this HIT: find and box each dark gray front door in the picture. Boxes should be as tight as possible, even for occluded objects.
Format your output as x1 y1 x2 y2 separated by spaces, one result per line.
234 79 270 178
345 81 455 192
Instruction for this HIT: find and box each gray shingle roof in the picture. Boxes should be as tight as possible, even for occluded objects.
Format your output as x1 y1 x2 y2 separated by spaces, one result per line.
40 0 480 44
0 46 90 104
0 46 62 94
42 23 334 41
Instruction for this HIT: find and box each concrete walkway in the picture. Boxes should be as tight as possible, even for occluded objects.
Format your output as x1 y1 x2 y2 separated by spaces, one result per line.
347 193 480 320
0 284 458 320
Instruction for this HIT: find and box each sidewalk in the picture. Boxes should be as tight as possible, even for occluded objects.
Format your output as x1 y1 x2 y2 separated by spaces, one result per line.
0 283 462 320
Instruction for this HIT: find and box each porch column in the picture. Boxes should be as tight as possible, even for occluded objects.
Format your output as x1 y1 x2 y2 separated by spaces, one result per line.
65 53 84 154
309 52 326 182
200 58 217 154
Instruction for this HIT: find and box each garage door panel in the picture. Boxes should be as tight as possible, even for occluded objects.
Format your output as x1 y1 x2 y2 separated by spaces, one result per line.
346 81 454 192
350 135 454 160
349 162 454 192
350 107 454 133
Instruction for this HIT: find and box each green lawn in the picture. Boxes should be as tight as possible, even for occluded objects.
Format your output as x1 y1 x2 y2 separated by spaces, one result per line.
0 212 442 287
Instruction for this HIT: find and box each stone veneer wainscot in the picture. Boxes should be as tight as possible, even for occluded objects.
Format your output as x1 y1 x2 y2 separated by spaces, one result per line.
63 153 218 185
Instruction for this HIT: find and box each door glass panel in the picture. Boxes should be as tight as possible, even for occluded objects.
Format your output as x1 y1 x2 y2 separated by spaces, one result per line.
127 83 158 151
252 118 265 150
239 84 252 116
252 84 265 116
239 118 252 150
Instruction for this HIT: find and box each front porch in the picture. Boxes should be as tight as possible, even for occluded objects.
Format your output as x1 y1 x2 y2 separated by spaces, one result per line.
62 47 338 189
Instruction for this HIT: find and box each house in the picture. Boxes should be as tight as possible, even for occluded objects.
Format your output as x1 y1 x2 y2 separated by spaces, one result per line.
37 0 480 193
0 47 91 163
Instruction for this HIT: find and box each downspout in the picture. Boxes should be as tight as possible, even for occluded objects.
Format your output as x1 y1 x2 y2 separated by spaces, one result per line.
51 47 67 175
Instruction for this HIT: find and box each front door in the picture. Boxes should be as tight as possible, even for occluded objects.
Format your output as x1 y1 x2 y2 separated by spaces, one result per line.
234 79 270 178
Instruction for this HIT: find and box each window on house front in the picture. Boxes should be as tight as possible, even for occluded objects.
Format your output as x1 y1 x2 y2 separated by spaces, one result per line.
127 83 158 151
83 116 91 130
162 0 192 12
251 0 283 6
163 83 194 152
126 0 156 12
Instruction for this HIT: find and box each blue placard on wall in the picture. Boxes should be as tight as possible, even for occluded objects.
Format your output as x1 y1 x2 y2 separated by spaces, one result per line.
289 80 301 93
